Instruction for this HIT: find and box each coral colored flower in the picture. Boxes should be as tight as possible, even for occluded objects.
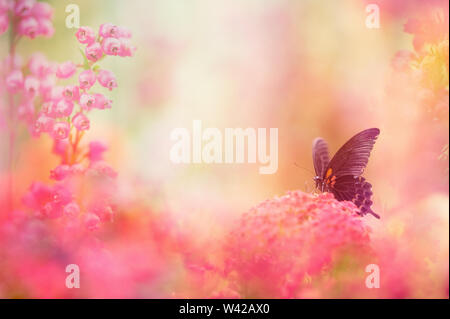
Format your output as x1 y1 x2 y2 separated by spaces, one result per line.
31 1 53 19
72 112 90 131
50 164 71 181
63 202 80 218
223 191 372 298
78 69 96 89
6 70 24 92
24 75 40 97
56 61 76 79
88 141 108 161
54 99 74 117
85 42 103 62
51 122 70 139
14 0 35 17
84 213 100 231
17 17 38 38
0 13 8 36
93 93 112 109
79 93 96 110
63 85 80 101
97 69 117 90
34 113 54 133
76 26 95 44
99 23 118 38
102 37 121 56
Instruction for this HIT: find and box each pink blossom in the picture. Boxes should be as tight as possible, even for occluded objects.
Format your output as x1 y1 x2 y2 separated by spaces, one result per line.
0 13 8 36
99 23 118 38
97 69 117 90
56 61 76 79
117 26 132 39
78 69 96 89
88 141 108 161
52 138 69 157
94 93 112 109
119 39 136 57
50 164 71 181
102 37 121 56
84 213 100 231
18 101 35 123
76 26 95 45
14 0 35 17
54 99 74 117
17 17 39 38
63 85 79 101
34 113 54 133
49 86 64 101
31 1 53 19
85 42 103 62
6 70 24 92
89 161 118 178
72 112 90 131
0 0 12 12
63 202 80 218
79 93 96 111
28 53 53 78
51 122 70 139
39 76 55 98
24 75 39 97
37 18 54 37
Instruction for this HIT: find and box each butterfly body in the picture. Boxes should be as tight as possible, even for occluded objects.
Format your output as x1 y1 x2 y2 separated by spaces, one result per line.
312 128 380 218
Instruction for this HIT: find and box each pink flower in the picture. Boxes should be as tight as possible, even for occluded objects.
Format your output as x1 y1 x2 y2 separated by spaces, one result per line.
28 53 53 78
63 202 80 218
85 42 103 62
102 37 121 56
24 75 39 97
6 70 24 92
18 101 34 122
0 13 8 36
54 99 74 117
76 26 95 44
88 141 107 161
72 112 90 131
52 138 69 156
63 85 79 101
117 26 132 39
0 0 12 12
84 213 100 231
94 93 112 109
99 23 118 38
37 18 54 37
34 113 54 133
51 122 70 139
17 17 38 38
79 93 96 111
78 69 96 89
119 39 136 57
14 0 35 17
56 61 76 79
97 69 117 90
31 1 53 19
50 164 71 181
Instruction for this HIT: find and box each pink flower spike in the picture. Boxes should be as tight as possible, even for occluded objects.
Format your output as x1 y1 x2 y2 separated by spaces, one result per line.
84 213 100 231
18 17 38 38
35 113 55 133
79 93 96 111
24 75 39 97
93 93 112 109
50 164 71 181
102 37 121 56
72 112 90 131
54 99 74 117
6 70 24 92
56 61 76 79
31 1 53 19
51 122 70 140
85 42 103 62
88 141 108 162
63 85 80 101
76 26 95 44
99 23 118 38
78 69 96 89
0 13 8 36
97 69 117 91
64 202 80 218
14 0 35 17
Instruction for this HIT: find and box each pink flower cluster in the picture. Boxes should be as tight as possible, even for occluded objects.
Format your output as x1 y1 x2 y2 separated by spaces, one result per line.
0 0 54 38
221 191 373 298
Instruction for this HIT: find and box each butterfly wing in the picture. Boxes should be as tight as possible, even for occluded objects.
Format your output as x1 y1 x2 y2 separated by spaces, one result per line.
312 138 330 178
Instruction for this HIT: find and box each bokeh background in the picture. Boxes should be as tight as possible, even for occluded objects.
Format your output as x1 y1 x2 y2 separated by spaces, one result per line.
0 0 448 298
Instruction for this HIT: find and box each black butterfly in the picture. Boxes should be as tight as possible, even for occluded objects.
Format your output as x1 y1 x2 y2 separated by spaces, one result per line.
312 128 380 219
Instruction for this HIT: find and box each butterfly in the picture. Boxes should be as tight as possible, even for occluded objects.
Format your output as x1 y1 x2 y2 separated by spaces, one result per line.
312 128 380 218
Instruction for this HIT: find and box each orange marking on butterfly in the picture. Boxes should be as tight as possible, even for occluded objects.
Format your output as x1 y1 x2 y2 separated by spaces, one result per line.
325 168 333 178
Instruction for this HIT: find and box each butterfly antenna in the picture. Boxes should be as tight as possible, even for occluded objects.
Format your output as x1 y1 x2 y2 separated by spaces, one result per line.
294 163 315 177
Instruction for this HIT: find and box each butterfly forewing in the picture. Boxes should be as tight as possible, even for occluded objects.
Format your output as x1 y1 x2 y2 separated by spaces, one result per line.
312 138 330 178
